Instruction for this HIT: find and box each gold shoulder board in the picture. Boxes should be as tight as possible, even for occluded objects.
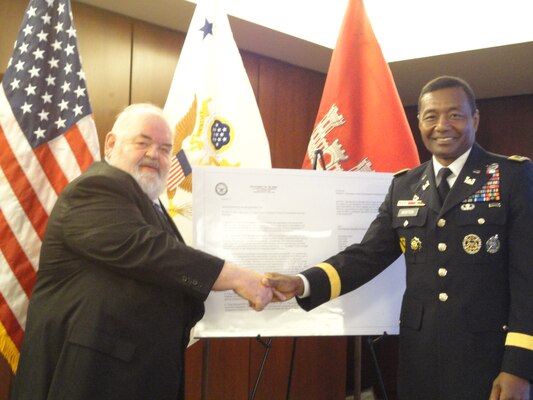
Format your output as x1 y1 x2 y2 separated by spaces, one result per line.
508 155 531 162
394 168 410 177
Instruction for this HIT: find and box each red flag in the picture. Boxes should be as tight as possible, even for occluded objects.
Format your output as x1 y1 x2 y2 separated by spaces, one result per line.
303 0 419 172
0 0 100 372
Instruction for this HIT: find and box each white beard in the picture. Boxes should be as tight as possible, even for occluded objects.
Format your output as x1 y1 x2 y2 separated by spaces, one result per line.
131 161 168 201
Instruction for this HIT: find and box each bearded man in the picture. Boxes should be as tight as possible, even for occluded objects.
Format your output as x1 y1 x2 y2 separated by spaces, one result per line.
11 103 273 400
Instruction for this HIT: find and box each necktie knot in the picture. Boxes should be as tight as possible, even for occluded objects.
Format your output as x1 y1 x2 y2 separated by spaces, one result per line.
437 168 452 205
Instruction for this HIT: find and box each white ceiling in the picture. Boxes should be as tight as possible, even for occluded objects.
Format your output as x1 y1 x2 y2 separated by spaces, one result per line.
74 0 533 106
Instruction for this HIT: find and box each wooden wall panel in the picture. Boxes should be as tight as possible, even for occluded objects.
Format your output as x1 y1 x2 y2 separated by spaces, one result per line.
257 57 326 169
242 51 261 98
131 21 184 107
248 337 296 400
72 2 132 154
476 94 533 159
0 0 27 71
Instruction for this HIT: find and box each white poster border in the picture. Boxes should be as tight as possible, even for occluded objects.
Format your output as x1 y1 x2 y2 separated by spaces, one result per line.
192 167 405 337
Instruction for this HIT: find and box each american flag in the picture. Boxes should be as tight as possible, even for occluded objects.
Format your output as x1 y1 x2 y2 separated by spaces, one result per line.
167 149 192 191
0 0 99 372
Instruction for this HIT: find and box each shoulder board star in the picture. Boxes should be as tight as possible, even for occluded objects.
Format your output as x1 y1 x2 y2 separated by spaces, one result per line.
508 155 530 162
394 168 410 177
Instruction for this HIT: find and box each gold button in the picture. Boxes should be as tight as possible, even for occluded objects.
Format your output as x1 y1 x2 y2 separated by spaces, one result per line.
439 293 448 302
403 220 409 227
438 268 448 277
438 243 447 252
478 218 486 225
437 218 446 228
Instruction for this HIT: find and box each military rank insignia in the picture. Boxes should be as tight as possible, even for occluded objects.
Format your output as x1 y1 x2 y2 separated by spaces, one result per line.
463 163 501 203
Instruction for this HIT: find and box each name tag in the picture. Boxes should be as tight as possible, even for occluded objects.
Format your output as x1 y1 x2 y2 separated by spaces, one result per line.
398 208 419 217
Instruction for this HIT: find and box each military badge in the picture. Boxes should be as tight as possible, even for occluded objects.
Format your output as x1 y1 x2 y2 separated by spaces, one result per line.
410 237 422 252
486 163 499 174
486 235 501 254
463 234 482 254
464 176 476 185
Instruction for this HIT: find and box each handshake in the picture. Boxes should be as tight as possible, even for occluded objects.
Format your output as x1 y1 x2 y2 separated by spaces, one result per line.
214 262 306 311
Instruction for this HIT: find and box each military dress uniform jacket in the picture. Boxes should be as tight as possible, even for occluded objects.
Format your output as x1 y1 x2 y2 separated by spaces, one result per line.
11 161 225 400
297 144 533 399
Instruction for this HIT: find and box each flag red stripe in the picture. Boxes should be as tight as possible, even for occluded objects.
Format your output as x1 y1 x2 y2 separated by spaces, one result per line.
0 293 24 351
33 144 69 196
0 212 37 297
64 124 95 172
0 127 48 239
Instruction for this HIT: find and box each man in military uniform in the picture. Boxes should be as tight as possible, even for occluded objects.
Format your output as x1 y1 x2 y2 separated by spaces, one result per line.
266 76 533 399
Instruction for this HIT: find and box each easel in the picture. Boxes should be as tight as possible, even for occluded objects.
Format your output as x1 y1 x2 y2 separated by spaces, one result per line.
199 150 391 399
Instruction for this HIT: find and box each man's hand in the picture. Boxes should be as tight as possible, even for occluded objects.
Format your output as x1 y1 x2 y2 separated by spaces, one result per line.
490 372 530 400
262 272 305 302
212 262 273 311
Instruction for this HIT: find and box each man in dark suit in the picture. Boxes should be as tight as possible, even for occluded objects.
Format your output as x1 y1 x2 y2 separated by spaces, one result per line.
267 76 533 399
11 103 273 400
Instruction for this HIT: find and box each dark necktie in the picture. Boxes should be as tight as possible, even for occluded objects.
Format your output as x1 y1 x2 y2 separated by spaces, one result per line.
153 202 181 240
437 167 452 205
153 202 170 227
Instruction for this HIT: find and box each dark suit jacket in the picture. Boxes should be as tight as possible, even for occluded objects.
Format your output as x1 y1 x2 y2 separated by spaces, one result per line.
297 144 533 399
11 161 224 400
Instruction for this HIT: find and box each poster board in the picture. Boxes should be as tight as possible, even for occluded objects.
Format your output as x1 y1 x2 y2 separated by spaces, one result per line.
192 167 405 337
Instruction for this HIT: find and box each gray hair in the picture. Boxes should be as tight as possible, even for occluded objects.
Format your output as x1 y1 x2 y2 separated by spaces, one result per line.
112 103 170 138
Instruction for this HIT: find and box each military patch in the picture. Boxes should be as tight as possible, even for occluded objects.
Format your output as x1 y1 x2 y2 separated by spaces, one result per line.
399 237 406 253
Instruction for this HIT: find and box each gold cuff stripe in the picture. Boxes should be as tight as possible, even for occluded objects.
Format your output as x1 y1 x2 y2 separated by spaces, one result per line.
315 263 341 300
505 332 533 351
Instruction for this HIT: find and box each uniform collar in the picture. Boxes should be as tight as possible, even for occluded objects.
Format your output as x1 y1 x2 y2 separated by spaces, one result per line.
432 148 472 187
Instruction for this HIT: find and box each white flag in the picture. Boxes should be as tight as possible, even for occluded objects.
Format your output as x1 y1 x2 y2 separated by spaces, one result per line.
163 0 271 243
